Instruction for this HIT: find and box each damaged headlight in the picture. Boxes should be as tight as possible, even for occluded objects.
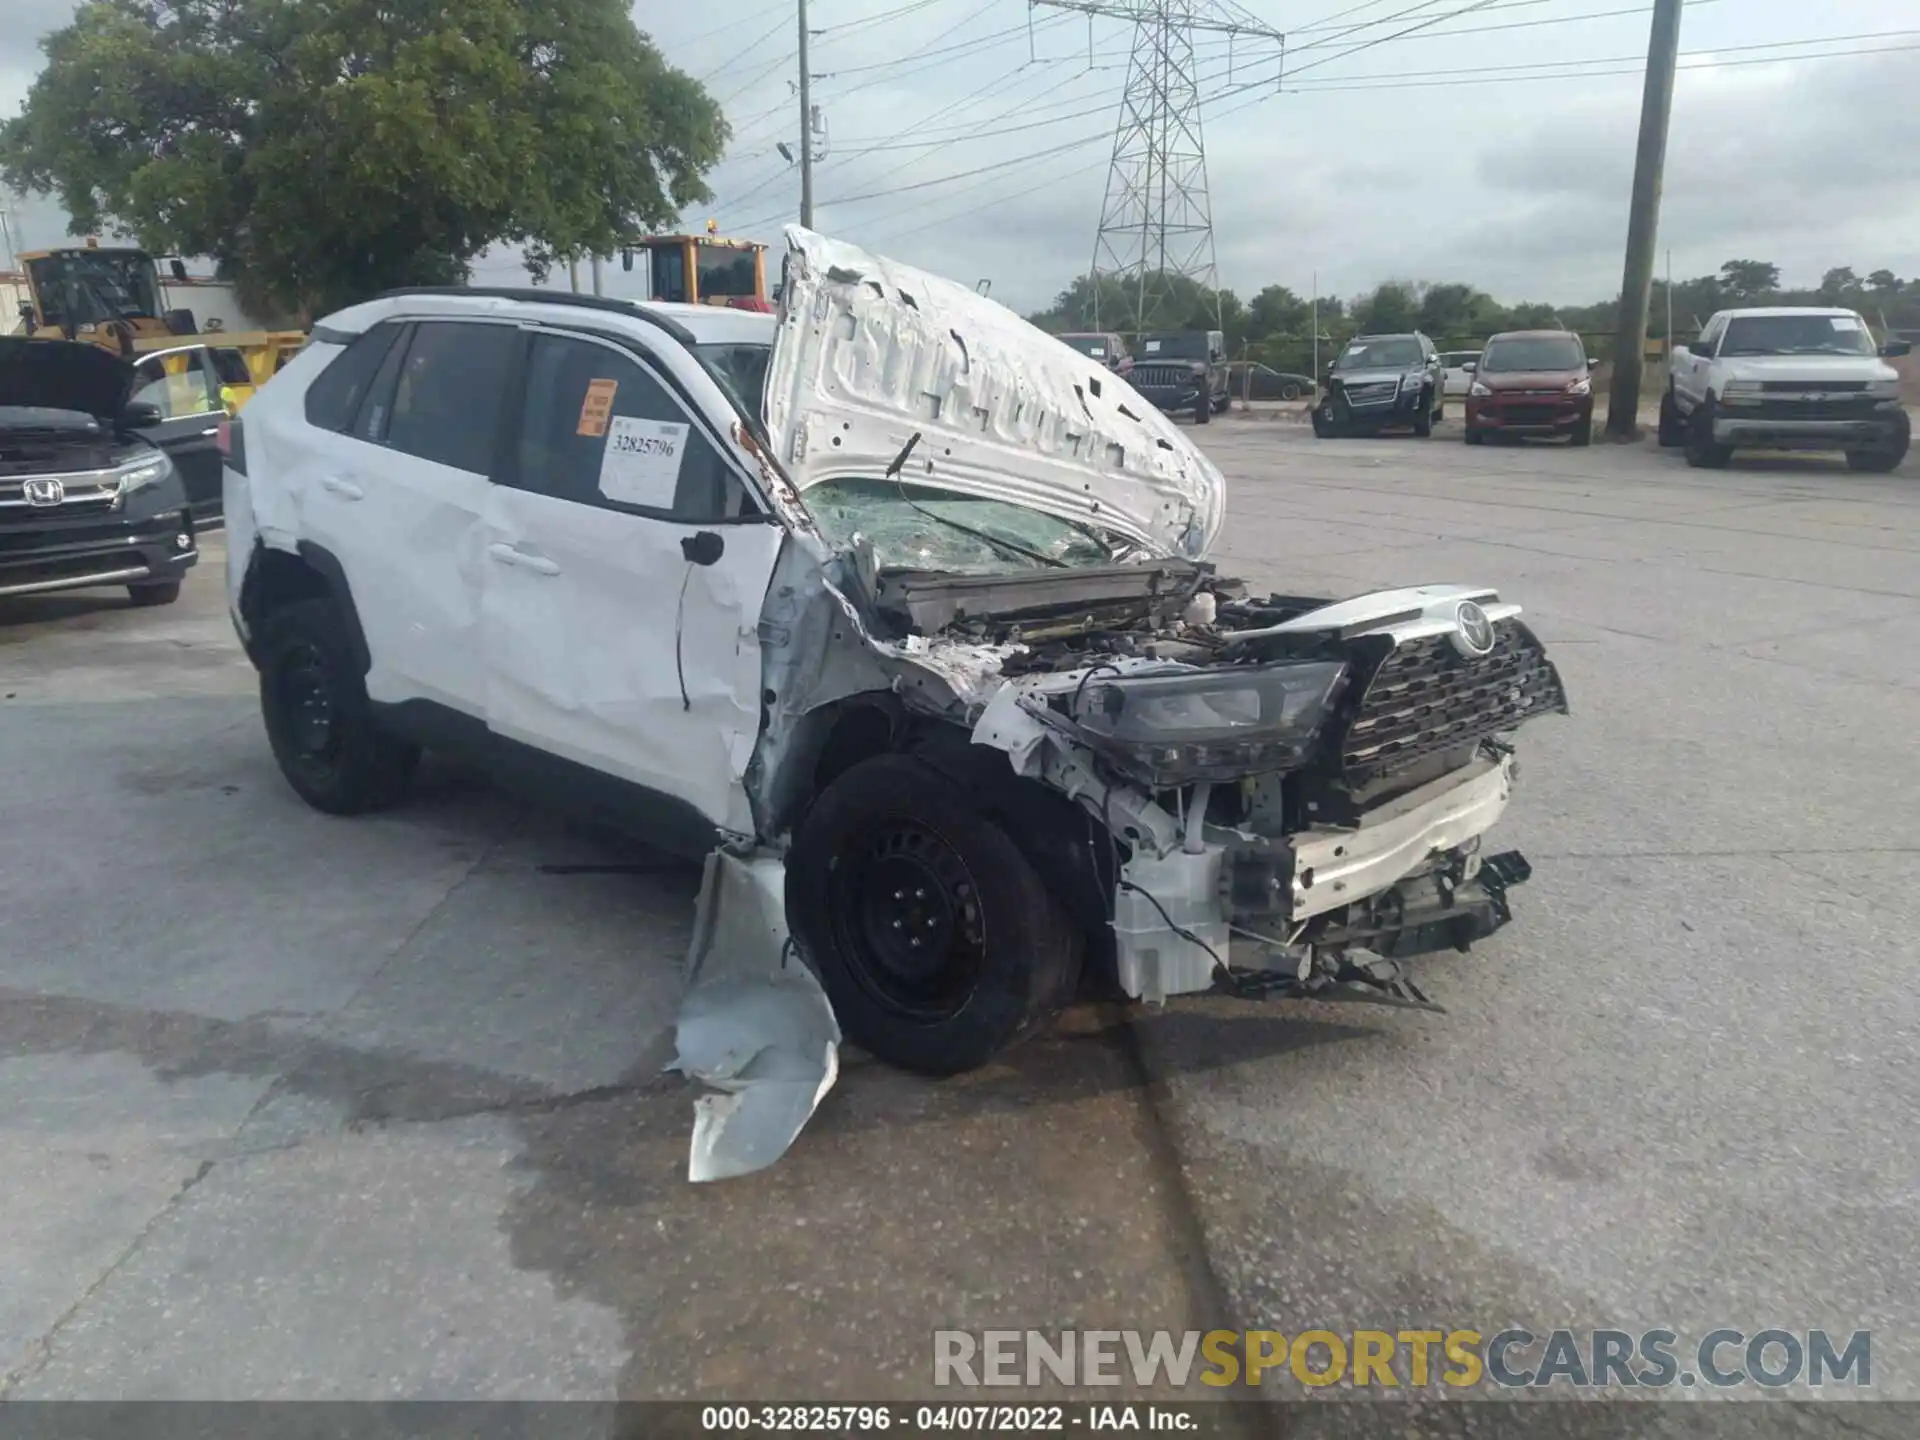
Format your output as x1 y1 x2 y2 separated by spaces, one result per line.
1067 661 1348 787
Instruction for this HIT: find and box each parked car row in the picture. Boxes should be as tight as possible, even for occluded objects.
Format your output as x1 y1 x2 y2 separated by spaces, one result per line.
1058 328 1232 424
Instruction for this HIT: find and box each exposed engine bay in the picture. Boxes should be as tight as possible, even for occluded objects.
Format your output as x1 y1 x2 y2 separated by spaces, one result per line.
841 555 1569 1012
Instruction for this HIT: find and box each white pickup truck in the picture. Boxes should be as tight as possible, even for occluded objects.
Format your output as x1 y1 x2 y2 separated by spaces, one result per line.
1659 306 1911 472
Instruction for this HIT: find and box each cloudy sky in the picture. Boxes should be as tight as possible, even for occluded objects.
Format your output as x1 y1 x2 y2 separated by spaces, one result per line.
4 0 1918 314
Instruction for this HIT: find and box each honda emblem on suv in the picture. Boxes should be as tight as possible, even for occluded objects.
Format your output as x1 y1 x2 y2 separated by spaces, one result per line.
23 478 65 507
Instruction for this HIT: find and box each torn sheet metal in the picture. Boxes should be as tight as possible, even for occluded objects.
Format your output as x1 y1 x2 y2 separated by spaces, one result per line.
763 226 1226 561
673 850 839 1182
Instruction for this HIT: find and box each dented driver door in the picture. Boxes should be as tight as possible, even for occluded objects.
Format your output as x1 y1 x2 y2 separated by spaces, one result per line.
478 328 781 845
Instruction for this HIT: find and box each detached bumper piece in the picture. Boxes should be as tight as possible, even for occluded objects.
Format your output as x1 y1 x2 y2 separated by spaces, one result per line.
1216 850 1533 1013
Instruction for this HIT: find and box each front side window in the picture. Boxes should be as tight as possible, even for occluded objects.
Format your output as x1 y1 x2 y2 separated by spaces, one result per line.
652 246 689 304
380 322 520 473
512 333 750 521
129 349 216 419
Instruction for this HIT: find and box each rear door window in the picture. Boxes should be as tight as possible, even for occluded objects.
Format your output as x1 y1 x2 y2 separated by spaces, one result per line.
377 321 521 474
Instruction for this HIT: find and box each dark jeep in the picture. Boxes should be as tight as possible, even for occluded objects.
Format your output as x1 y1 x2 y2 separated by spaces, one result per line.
1129 329 1229 425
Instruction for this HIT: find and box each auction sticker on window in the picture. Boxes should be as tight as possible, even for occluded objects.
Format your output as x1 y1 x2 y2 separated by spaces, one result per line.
577 378 619 437
598 415 687 508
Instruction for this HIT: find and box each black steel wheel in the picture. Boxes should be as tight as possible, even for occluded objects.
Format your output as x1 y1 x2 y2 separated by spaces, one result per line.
258 599 418 815
787 752 1081 1075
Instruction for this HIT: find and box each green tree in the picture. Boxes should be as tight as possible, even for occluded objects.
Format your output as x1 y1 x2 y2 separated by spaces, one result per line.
1866 269 1903 297
2 0 728 320
1818 266 1862 302
1245 284 1306 343
1718 259 1780 301
1352 280 1419 334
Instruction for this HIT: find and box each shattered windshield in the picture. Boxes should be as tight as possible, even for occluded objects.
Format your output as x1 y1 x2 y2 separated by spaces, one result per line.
805 477 1122 574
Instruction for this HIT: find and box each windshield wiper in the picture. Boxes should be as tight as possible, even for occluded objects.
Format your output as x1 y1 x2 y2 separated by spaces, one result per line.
886 430 1068 569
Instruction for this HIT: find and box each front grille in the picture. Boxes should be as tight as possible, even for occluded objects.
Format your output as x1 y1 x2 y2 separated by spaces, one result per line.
0 471 125 522
1131 365 1197 389
1343 382 1398 405
1493 404 1562 425
1759 380 1866 393
1336 619 1567 783
1743 396 1882 422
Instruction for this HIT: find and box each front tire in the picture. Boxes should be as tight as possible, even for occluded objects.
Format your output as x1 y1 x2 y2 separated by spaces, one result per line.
1684 396 1733 469
1311 401 1339 438
786 753 1082 1076
1412 392 1433 438
1570 417 1593 447
258 598 419 815
1193 394 1211 425
1846 411 1910 473
1463 423 1484 446
127 579 182 607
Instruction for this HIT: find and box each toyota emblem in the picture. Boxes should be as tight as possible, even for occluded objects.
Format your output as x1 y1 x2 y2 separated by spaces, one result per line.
1451 600 1497 658
23 478 65 507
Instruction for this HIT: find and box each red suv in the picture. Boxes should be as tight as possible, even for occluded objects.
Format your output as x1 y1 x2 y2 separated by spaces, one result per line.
1464 331 1595 446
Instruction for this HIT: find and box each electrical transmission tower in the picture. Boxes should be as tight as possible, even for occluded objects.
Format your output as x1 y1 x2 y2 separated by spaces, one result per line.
1032 0 1283 332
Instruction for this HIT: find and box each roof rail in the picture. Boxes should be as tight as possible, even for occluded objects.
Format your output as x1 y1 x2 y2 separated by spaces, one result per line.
375 286 698 347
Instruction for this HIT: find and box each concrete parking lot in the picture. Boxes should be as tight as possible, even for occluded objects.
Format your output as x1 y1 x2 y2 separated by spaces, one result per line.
1 424 1915 1428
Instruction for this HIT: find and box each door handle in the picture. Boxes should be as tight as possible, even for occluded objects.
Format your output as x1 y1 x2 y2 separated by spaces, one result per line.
321 477 364 500
487 542 559 576
199 426 220 437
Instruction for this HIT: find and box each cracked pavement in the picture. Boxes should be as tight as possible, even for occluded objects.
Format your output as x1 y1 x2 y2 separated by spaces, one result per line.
0 425 1913 1429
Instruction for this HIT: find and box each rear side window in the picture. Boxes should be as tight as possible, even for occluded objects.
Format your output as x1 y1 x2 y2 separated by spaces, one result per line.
304 323 402 433
379 321 521 474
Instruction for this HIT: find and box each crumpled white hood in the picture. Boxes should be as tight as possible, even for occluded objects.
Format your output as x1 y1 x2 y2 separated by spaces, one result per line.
763 227 1226 560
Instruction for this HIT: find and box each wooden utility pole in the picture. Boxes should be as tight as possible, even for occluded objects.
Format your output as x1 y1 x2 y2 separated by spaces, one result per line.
798 0 814 227
1605 0 1684 439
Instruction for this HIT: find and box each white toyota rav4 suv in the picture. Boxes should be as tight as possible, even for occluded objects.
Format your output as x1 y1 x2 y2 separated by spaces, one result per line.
225 228 1566 1074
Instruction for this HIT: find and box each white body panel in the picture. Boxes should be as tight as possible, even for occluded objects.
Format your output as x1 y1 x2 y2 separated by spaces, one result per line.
478 485 784 837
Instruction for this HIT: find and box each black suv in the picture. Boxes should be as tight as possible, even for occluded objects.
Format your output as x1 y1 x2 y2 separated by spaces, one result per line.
1312 331 1444 438
0 337 200 606
1129 329 1228 424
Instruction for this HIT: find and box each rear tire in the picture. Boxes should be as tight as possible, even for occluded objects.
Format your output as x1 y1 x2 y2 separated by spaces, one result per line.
1657 386 1685 447
258 599 419 815
127 579 182 607
786 753 1082 1076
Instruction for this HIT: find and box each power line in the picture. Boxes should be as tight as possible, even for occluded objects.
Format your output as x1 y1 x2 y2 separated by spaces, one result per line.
697 13 793 83
715 48 800 106
671 0 794 54
830 129 1113 205
812 0 946 33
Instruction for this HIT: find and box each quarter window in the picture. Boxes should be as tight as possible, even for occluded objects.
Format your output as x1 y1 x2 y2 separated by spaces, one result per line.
511 333 750 521
304 323 403 433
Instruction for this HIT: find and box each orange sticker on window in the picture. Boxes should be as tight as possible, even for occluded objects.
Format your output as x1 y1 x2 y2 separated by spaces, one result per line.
577 378 619 437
